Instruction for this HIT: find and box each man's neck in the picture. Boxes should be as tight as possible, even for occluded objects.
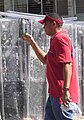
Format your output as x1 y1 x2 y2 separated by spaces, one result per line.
51 28 62 37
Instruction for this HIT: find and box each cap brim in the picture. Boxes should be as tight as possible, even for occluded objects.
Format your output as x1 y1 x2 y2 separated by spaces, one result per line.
38 15 63 24
38 19 44 24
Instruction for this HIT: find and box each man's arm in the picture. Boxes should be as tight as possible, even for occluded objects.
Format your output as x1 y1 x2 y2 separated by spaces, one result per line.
63 62 72 88
62 62 72 107
31 41 47 64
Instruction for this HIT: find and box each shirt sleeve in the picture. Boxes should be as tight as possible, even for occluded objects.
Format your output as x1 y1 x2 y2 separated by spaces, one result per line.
55 36 73 63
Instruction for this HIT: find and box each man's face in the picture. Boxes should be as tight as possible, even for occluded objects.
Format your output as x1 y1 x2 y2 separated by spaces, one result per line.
43 20 54 35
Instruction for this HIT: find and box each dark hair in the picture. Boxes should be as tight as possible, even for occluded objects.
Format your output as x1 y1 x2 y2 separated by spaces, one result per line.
47 13 63 27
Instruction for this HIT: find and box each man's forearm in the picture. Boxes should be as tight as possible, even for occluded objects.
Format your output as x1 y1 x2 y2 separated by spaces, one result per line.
31 41 47 64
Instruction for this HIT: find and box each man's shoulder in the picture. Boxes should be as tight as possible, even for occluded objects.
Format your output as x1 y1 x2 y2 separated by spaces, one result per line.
56 30 71 42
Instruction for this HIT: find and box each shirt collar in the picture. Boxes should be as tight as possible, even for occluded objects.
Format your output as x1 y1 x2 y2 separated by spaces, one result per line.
50 29 63 41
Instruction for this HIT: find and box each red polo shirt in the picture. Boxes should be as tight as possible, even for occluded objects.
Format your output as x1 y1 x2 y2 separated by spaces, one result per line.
46 30 79 103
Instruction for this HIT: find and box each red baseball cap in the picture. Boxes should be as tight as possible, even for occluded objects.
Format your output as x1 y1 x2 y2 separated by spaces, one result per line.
38 15 63 24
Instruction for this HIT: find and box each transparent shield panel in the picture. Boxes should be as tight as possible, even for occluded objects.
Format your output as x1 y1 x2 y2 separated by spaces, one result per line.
76 23 84 115
27 20 49 120
0 18 30 120
0 17 49 120
0 18 22 120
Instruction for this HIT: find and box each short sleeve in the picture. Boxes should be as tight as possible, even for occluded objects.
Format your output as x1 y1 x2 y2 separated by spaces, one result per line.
54 36 73 63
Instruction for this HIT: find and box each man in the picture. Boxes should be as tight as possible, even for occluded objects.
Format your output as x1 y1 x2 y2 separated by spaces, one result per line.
22 13 80 120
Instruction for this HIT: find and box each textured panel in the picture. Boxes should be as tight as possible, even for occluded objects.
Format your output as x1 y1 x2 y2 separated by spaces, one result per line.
76 23 84 115
0 18 48 120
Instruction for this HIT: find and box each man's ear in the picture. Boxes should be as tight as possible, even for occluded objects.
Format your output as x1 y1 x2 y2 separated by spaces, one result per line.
53 21 57 26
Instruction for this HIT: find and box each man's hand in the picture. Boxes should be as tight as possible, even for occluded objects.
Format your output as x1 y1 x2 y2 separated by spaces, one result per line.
22 33 34 45
62 91 72 107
